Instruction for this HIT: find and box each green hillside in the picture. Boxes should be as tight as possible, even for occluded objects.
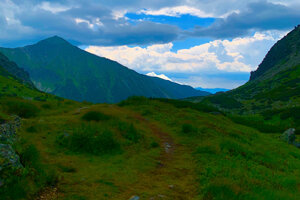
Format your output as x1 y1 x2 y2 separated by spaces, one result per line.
195 26 300 112
0 96 299 200
0 53 53 101
0 52 33 87
0 37 209 103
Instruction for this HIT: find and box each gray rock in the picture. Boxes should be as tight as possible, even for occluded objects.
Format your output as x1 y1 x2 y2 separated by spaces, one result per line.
129 196 140 200
0 116 21 144
281 128 296 144
0 144 23 169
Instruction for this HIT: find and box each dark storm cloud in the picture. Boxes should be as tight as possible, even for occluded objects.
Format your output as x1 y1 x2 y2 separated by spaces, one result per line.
188 1 300 39
0 0 299 46
0 1 180 46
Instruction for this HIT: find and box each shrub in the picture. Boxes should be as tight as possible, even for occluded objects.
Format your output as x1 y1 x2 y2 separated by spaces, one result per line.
207 94 243 109
4 100 39 118
118 122 141 143
41 103 52 109
204 182 239 200
182 123 198 134
195 145 217 155
59 124 121 155
220 140 251 158
118 96 150 107
229 115 283 133
26 125 38 133
81 111 111 122
156 98 221 113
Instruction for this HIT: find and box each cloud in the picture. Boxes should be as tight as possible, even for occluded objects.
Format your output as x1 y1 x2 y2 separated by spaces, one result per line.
138 6 215 18
0 0 181 46
86 30 285 88
0 0 298 47
86 30 285 73
146 72 172 81
188 1 300 39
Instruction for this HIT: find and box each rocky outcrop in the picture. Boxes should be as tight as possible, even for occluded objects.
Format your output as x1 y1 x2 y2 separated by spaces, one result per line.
0 116 23 187
0 116 21 144
281 128 300 148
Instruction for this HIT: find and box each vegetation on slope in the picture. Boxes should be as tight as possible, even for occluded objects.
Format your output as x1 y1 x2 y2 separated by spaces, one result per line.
0 36 208 103
1 97 299 200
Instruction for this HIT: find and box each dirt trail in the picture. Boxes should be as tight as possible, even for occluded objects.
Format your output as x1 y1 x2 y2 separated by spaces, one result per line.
123 115 198 200
35 187 58 200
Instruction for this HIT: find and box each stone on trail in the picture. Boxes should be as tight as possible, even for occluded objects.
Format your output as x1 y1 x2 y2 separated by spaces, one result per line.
129 196 140 200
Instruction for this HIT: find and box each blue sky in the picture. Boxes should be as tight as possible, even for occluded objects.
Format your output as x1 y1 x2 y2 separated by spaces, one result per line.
0 0 300 88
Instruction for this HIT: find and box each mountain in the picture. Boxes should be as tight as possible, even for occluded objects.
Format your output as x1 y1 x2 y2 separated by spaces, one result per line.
0 53 54 101
199 25 300 112
196 87 229 94
0 36 208 103
0 52 33 87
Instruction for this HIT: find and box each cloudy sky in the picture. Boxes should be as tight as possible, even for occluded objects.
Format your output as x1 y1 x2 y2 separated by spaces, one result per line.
1 0 299 89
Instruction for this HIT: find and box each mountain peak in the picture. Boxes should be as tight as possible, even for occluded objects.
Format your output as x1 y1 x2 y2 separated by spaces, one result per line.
37 35 71 46
250 24 300 81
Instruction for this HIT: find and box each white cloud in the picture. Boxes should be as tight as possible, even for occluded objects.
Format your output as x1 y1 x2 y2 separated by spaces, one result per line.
138 6 214 18
86 30 286 88
138 5 240 18
86 30 285 73
146 72 172 81
37 2 71 13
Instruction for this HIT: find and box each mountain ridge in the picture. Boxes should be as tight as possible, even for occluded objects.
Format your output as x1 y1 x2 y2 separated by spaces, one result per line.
0 36 209 103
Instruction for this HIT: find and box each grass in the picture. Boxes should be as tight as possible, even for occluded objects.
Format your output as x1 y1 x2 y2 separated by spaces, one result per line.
57 124 121 155
0 97 299 199
81 111 111 122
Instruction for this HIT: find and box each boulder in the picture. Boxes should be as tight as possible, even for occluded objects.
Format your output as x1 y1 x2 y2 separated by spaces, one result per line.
280 128 296 144
0 144 23 169
129 196 140 200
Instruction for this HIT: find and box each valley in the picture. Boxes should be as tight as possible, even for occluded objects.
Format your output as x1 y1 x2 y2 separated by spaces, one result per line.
0 20 299 200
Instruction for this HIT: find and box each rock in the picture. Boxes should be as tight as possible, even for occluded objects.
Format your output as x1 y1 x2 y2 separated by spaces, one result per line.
294 143 300 148
0 144 23 169
129 196 140 200
281 128 296 144
164 142 172 153
0 116 21 144
168 185 174 189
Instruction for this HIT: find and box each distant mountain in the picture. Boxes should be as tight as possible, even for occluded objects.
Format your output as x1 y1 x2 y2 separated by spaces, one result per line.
0 36 208 103
196 87 228 94
195 25 300 112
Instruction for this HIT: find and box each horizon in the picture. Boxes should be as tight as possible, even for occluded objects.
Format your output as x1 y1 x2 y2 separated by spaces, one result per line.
0 0 299 89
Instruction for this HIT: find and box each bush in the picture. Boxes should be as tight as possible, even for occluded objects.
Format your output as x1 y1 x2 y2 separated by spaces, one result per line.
205 94 243 109
26 125 38 133
118 96 150 107
0 144 58 199
220 140 251 158
182 123 198 134
156 98 221 113
3 100 39 118
118 122 141 143
59 124 121 155
195 145 217 155
229 115 283 133
81 111 111 122
204 182 239 200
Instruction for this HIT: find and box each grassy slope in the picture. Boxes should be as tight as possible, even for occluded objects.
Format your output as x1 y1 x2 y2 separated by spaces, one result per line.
0 37 208 103
1 97 299 200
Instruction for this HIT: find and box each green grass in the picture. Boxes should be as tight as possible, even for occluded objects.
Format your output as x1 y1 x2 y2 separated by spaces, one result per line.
0 97 299 199
81 111 111 122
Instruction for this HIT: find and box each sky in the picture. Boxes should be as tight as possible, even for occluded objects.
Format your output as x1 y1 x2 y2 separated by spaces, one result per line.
0 0 300 89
